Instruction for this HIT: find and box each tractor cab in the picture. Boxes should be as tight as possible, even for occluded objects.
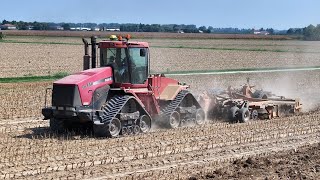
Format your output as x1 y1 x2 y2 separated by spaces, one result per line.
83 35 150 88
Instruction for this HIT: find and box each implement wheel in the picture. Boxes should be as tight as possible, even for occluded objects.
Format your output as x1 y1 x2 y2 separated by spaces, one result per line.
251 109 259 120
239 108 250 123
195 109 206 125
169 111 180 129
229 106 239 122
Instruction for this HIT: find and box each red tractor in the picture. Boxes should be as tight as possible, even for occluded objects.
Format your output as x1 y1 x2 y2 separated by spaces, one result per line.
42 35 205 137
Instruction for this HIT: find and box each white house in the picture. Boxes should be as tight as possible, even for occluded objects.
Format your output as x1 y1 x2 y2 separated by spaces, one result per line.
105 28 120 31
253 30 270 35
70 27 92 31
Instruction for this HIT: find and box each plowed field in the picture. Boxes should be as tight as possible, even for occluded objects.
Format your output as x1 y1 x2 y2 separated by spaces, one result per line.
1 36 320 77
0 113 319 179
0 35 319 179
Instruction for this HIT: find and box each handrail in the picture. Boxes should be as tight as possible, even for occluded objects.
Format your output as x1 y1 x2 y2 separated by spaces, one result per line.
44 87 52 108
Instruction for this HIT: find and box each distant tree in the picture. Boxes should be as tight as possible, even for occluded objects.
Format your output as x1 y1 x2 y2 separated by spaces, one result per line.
207 26 214 33
120 24 139 32
61 23 70 30
32 21 49 30
138 23 144 32
303 24 320 40
162 24 175 32
266 28 274 34
287 28 294 35
198 26 207 32
182 24 198 33
2 19 9 24
295 28 303 35
16 21 28 30
173 24 180 32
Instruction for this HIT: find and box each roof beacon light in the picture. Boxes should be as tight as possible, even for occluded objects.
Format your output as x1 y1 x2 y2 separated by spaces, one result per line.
125 34 131 41
109 35 117 41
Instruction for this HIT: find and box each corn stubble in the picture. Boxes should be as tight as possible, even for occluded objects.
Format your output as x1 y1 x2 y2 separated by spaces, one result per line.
0 37 319 179
0 113 318 179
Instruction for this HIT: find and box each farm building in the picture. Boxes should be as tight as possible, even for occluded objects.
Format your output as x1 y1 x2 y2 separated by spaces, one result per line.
0 24 17 30
253 30 269 35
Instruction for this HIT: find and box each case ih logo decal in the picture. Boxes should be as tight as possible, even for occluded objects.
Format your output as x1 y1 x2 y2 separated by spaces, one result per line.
82 77 112 89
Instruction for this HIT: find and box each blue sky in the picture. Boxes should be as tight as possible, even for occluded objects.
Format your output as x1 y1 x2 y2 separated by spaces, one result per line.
1 0 319 29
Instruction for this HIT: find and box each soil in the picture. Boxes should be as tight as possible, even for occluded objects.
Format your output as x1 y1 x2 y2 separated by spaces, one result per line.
191 143 320 180
0 112 319 179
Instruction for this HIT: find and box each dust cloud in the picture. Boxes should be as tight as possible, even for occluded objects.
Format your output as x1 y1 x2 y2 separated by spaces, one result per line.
174 70 320 114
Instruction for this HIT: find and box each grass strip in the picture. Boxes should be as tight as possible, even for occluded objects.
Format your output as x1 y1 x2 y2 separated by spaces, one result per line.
0 73 68 83
0 39 82 45
1 66 319 83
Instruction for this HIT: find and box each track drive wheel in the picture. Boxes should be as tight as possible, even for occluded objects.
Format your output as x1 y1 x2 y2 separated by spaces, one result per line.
195 109 206 125
239 108 250 123
50 118 66 133
93 118 121 138
139 114 151 133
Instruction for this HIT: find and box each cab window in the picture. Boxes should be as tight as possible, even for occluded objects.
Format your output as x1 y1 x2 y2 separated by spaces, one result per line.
100 48 129 83
129 48 148 84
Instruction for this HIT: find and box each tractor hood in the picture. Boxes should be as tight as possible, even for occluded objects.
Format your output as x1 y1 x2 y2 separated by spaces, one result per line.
54 67 113 106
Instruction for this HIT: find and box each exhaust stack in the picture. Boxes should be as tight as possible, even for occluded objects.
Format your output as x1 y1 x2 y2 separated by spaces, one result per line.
82 38 90 70
91 36 97 69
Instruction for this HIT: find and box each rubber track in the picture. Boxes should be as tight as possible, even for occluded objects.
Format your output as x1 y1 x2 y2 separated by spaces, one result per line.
99 96 132 124
160 90 199 119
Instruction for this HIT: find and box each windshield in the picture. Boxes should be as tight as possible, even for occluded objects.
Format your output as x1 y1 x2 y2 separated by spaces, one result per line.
100 47 148 84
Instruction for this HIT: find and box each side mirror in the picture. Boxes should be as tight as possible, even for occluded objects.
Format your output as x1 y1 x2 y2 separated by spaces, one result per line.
140 49 146 57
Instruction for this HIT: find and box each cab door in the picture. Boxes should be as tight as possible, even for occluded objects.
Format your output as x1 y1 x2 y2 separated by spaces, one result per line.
128 48 149 85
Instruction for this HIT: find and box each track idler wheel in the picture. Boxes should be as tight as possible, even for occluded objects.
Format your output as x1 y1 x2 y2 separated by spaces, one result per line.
121 127 128 135
93 118 121 138
127 126 133 135
195 109 206 125
169 111 181 128
139 115 151 133
133 125 140 135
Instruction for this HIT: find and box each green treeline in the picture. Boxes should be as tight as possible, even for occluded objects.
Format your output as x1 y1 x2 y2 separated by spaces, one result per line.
1 19 320 40
303 25 320 41
287 24 320 40
0 19 275 34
